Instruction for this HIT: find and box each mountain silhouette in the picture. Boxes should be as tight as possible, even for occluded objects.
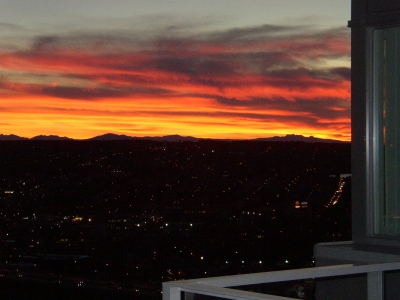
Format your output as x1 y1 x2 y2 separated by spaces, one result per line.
0 133 347 143
31 135 72 140
0 134 28 141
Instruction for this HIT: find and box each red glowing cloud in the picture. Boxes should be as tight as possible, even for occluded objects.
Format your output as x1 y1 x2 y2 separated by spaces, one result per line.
0 23 350 140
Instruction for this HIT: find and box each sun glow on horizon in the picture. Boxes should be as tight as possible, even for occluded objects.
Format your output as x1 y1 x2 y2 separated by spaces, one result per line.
0 11 351 142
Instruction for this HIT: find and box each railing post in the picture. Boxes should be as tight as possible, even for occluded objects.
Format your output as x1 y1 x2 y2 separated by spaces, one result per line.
163 282 181 300
162 263 400 300
367 271 383 300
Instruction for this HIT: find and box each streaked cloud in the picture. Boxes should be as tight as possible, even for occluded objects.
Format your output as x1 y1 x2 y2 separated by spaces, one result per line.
0 22 23 30
0 19 350 140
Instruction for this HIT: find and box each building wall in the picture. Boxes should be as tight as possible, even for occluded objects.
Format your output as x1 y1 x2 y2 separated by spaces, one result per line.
315 1 400 298
351 0 400 248
314 241 400 299
350 0 367 246
367 0 400 12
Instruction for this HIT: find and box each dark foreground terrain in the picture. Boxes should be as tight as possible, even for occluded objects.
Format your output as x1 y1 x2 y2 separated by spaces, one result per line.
0 140 351 299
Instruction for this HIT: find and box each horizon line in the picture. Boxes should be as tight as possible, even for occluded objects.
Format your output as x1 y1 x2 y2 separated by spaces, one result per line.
0 132 350 142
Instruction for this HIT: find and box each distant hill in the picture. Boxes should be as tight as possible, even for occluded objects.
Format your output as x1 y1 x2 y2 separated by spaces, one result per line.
255 134 347 143
86 133 135 141
0 134 28 141
86 133 199 142
87 133 342 143
0 133 347 143
31 135 72 141
143 134 200 142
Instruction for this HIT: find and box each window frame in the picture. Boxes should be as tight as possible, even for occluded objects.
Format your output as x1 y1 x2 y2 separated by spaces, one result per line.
366 25 400 239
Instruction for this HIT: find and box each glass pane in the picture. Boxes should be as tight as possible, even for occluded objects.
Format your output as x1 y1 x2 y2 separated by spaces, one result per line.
373 27 400 235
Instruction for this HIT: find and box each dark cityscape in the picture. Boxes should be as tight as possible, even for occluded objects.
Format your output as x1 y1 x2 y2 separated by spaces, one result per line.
0 139 351 299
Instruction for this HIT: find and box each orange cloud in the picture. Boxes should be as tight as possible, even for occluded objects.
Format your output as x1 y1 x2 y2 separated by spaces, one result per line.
0 24 351 140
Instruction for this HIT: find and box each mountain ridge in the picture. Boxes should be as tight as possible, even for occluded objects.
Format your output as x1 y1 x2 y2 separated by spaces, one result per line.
0 133 348 143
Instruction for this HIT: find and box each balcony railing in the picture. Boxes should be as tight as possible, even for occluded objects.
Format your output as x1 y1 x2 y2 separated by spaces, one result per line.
163 261 400 300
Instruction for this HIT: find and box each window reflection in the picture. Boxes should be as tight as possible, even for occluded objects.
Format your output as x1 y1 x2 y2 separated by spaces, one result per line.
372 26 400 236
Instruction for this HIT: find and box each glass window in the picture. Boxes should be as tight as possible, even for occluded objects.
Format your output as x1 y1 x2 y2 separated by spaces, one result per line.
371 26 400 236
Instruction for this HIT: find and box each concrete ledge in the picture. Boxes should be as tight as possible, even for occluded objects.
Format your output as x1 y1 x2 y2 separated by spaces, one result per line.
314 241 400 264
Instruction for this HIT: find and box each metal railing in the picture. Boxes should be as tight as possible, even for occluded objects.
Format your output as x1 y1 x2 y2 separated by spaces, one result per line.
163 261 400 300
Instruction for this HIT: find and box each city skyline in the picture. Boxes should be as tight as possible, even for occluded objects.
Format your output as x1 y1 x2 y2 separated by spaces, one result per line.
0 1 351 141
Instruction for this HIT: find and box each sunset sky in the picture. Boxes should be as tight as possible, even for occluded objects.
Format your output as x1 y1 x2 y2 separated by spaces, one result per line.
0 1 351 140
